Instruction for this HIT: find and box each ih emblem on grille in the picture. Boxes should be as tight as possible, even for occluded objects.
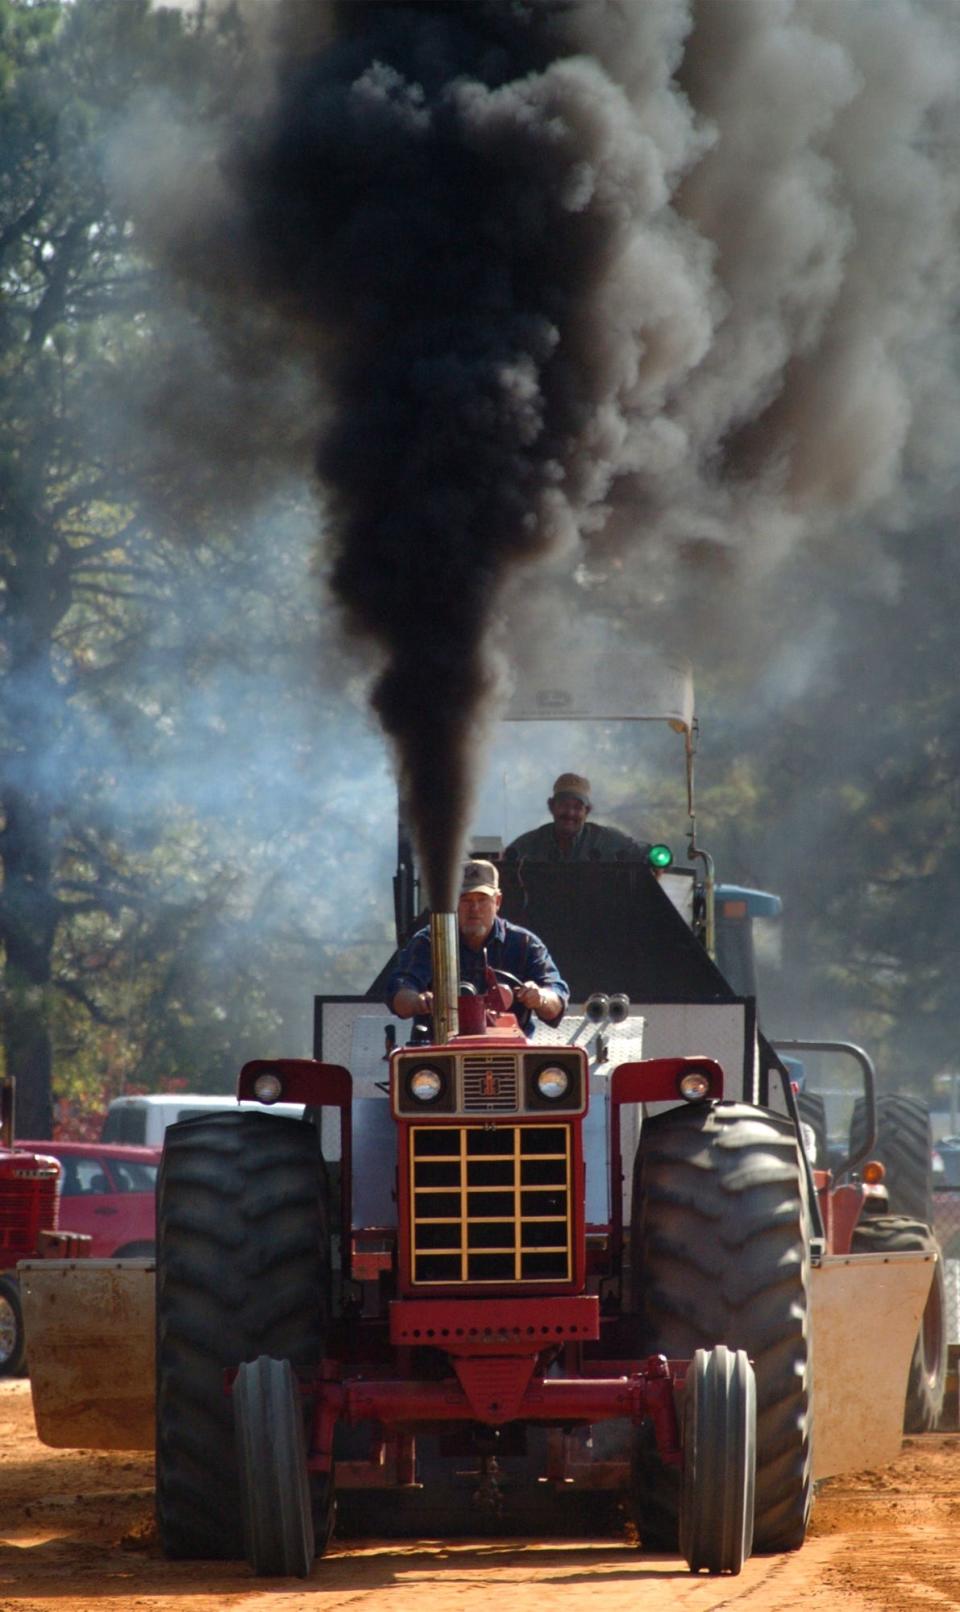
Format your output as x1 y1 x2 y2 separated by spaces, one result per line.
482 1070 498 1098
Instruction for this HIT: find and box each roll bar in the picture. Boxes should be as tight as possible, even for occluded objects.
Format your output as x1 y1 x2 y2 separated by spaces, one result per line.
772 1038 879 1179
393 649 701 946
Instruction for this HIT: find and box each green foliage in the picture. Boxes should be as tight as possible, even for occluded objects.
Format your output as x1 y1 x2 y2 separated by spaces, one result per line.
0 0 392 1134
694 525 960 1099
0 0 955 1135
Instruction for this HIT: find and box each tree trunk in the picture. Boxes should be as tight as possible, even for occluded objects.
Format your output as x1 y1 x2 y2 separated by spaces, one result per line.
0 787 58 1139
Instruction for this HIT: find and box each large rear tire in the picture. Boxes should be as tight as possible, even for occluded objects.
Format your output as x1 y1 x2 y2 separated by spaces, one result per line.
849 1094 933 1226
156 1113 329 1560
630 1101 811 1555
236 1355 315 1576
849 1214 946 1432
680 1345 756 1576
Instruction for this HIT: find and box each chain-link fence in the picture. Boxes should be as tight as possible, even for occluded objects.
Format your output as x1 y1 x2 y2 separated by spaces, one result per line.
933 1188 960 1344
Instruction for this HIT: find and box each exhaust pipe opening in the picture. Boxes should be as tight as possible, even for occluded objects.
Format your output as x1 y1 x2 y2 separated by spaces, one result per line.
430 912 460 1044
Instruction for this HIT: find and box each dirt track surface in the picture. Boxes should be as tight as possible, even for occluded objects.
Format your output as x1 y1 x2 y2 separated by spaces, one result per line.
3 1380 960 1612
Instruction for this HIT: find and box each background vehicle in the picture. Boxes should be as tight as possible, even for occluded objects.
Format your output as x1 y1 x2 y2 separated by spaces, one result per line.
1 1079 88 1376
101 1093 306 1146
17 1141 161 1259
934 1138 960 1191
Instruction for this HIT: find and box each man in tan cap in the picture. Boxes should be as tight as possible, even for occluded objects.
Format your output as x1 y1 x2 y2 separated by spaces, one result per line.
386 859 568 1036
504 773 648 863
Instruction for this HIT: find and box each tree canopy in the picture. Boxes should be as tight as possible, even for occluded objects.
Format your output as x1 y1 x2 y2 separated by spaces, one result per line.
0 0 957 1136
0 0 393 1136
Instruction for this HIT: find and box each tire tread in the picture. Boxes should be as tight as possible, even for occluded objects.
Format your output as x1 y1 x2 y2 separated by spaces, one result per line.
631 1101 811 1555
156 1113 328 1560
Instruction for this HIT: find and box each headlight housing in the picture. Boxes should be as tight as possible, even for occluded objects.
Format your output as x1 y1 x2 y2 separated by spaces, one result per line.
535 1065 570 1101
408 1066 445 1103
678 1069 712 1102
395 1053 455 1114
253 1072 283 1104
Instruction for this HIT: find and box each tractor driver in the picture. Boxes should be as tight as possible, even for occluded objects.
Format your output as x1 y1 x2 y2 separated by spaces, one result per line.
504 772 649 863
386 859 568 1037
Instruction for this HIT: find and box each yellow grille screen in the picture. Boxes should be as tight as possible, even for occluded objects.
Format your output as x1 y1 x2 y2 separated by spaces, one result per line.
409 1124 572 1284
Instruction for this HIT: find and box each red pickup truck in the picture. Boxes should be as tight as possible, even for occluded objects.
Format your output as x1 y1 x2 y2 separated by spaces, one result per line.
18 1140 161 1259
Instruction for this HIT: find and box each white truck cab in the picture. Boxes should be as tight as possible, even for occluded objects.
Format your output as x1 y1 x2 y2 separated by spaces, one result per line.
101 1092 305 1147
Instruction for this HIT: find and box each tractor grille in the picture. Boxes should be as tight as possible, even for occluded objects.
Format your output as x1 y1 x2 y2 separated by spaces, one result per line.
409 1123 572 1285
0 1176 58 1257
461 1053 520 1113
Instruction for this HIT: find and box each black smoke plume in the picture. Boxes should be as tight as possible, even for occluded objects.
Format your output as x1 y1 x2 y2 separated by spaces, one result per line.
121 0 960 912
138 0 686 909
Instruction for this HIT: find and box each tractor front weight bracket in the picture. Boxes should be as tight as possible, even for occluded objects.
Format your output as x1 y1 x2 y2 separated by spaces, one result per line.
304 1352 683 1473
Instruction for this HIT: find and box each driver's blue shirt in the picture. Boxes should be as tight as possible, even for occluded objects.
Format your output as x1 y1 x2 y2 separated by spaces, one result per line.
385 916 569 1037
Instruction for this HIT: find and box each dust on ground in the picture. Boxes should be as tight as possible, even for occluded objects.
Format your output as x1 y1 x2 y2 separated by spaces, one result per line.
3 1378 960 1612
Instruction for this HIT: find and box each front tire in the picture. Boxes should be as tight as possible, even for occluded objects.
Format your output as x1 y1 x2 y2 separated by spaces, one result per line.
680 1345 756 1576
0 1276 25 1376
630 1101 811 1555
236 1355 315 1576
156 1113 329 1560
849 1214 946 1431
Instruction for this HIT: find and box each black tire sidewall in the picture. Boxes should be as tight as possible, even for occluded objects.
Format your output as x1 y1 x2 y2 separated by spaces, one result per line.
155 1112 329 1560
849 1095 933 1225
630 1100 811 1555
849 1214 946 1431
0 1275 25 1377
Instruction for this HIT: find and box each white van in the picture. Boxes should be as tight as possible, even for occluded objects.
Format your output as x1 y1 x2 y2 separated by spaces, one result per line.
100 1093 306 1148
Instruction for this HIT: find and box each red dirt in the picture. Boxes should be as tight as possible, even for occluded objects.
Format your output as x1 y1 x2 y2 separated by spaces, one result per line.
3 1378 960 1611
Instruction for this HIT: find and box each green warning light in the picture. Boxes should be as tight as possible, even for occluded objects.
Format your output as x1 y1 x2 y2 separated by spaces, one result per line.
648 843 674 870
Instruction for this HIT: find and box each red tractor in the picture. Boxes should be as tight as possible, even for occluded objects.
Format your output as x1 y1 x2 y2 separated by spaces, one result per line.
144 874 935 1580
0 1156 59 1375
22 653 938 1576
155 926 759 1577
0 1078 89 1374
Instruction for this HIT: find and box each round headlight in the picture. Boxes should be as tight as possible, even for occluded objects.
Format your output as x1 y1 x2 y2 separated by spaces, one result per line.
585 993 609 1025
409 1067 444 1102
254 1072 283 1104
678 1070 711 1101
608 992 630 1025
536 1065 570 1101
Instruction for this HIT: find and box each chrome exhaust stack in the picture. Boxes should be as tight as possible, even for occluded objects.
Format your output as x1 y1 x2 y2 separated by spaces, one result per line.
430 911 460 1043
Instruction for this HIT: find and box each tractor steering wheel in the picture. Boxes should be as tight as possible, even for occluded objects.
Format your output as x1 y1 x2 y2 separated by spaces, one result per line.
491 968 525 995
